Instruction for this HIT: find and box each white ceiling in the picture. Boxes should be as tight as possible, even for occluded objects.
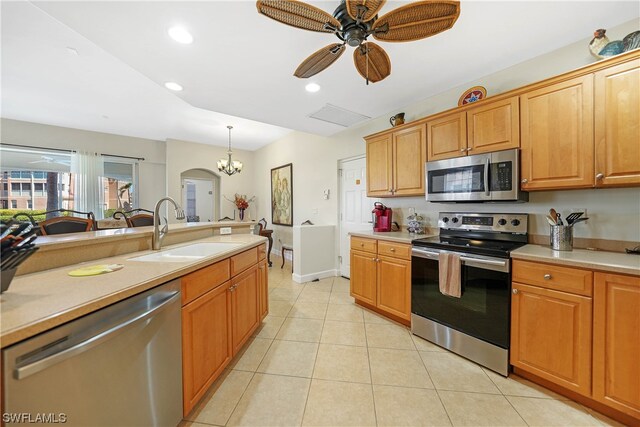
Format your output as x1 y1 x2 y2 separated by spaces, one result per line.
2 1 638 150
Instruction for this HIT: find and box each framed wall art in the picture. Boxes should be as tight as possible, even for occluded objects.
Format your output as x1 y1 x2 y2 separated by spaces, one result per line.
271 163 293 226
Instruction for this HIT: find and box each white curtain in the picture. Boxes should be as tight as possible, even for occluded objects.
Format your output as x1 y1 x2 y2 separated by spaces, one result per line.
71 151 105 219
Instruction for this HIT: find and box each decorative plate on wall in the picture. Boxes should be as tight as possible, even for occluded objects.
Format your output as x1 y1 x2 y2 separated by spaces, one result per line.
458 86 487 106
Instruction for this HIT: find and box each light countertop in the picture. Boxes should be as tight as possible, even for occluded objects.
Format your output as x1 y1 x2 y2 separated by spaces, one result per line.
511 244 640 276
0 234 266 348
349 230 434 244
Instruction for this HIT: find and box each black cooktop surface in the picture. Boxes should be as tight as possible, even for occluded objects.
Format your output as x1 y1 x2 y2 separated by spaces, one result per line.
412 235 526 258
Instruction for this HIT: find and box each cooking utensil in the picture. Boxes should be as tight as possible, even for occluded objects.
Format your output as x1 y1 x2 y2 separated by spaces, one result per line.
565 212 584 224
568 217 589 226
556 213 563 225
546 215 557 226
549 209 558 224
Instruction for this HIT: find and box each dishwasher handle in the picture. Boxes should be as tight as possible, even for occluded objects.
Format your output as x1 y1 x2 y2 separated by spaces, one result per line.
15 290 179 380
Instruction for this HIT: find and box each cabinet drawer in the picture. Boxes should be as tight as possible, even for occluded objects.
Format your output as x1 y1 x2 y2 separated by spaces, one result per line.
513 260 593 296
181 259 231 305
351 236 377 254
377 241 411 260
231 247 259 276
258 243 267 260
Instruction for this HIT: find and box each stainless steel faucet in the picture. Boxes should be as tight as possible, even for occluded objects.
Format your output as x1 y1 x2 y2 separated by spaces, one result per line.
153 197 186 250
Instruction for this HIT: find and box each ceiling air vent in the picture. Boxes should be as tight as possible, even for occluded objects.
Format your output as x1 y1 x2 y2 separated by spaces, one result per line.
308 104 371 127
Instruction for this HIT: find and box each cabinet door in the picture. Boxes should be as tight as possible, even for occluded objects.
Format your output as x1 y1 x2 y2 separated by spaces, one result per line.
593 273 640 419
427 111 467 161
258 259 269 320
511 282 592 396
366 134 393 197
467 97 520 154
376 255 411 321
350 250 377 305
231 265 260 355
182 281 232 415
520 75 594 190
393 124 426 196
594 60 640 187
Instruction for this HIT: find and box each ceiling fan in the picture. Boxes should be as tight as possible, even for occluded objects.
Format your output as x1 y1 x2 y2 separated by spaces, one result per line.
256 0 460 84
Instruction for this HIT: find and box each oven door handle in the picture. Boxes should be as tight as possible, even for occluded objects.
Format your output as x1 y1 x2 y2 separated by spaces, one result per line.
411 248 440 260
459 256 507 267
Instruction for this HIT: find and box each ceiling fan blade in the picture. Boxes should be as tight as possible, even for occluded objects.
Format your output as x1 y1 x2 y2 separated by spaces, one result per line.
372 0 460 42
353 42 391 83
256 0 341 33
345 0 387 22
294 43 346 78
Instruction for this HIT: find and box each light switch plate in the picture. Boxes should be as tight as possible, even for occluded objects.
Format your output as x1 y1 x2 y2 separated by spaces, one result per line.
220 227 232 235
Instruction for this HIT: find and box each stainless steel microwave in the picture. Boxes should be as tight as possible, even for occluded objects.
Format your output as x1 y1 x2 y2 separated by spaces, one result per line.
425 149 528 202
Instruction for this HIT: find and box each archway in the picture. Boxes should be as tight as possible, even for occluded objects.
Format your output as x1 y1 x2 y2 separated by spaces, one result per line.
180 168 220 222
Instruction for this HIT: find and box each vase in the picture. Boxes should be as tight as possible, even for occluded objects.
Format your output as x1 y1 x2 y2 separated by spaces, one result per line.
239 208 245 221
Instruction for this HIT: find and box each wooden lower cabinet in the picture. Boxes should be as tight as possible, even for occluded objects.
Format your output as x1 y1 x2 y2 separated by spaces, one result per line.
510 282 592 396
377 255 411 320
231 264 260 355
350 237 411 323
181 245 266 416
182 280 232 415
350 249 377 305
258 259 269 320
592 273 640 419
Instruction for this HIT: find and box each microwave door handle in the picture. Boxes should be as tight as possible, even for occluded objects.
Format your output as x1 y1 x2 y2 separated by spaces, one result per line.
484 157 490 197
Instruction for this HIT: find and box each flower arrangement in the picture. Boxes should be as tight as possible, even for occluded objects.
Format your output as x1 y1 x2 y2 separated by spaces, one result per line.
231 194 255 210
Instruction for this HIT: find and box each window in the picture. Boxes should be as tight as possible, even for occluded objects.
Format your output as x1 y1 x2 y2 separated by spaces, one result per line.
11 200 17 209
11 183 20 194
27 200 33 209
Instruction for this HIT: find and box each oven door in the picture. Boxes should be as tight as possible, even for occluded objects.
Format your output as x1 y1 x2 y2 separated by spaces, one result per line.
411 247 511 348
425 153 491 202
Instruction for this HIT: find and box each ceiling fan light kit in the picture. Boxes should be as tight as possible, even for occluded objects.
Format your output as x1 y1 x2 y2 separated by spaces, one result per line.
257 0 460 83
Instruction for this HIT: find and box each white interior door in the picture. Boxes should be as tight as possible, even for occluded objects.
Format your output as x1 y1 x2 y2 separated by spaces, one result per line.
339 157 378 278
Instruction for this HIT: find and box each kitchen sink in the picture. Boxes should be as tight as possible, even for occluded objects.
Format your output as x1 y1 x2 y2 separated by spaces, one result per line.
128 242 242 263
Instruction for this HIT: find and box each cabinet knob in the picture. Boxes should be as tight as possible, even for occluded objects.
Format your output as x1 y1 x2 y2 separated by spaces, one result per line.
512 289 518 294
466 147 472 151
460 148 466 152
544 274 552 280
390 248 396 252
521 178 528 184
372 257 376 261
360 243 364 247
596 173 604 180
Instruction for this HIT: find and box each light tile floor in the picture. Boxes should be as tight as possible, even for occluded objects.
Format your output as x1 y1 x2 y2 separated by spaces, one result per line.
182 260 624 427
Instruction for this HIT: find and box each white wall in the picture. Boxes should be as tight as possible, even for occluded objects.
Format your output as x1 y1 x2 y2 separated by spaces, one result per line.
254 19 640 264
0 118 166 209
166 138 256 222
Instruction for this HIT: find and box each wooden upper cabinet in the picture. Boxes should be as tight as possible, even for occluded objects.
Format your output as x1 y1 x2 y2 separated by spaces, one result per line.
593 273 640 419
520 74 595 190
366 134 393 196
467 97 520 154
427 111 467 161
392 124 426 195
594 59 640 187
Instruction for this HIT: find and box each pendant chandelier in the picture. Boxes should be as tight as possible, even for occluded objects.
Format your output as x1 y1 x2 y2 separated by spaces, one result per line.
217 125 243 176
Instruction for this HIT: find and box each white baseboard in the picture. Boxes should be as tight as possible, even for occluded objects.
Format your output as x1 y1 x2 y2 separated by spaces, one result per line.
292 269 338 284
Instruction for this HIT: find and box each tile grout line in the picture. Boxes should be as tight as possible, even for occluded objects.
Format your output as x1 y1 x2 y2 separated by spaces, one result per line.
363 310 380 427
299 276 333 427
414 336 455 427
479 366 531 426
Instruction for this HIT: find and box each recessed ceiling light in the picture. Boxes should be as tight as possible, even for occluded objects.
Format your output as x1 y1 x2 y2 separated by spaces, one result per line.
305 83 321 93
164 81 183 91
168 26 193 44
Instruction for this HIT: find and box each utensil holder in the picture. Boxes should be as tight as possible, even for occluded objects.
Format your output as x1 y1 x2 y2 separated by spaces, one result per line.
550 225 573 251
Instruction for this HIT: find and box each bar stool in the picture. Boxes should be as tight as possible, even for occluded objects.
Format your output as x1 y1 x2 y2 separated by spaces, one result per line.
279 238 293 272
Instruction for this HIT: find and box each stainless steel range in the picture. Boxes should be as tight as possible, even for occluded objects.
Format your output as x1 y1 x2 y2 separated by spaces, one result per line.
411 212 528 376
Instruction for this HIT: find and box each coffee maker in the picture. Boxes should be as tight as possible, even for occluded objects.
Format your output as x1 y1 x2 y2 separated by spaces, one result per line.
372 202 393 232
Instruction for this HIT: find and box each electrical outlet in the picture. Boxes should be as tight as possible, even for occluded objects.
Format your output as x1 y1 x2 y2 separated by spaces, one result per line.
220 227 232 235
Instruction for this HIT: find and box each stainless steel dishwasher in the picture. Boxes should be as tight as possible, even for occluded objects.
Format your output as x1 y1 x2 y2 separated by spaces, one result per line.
3 280 183 427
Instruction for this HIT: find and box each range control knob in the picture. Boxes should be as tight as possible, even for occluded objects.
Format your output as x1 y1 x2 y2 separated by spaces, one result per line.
498 218 507 226
511 219 521 226
442 217 449 223
451 217 459 223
